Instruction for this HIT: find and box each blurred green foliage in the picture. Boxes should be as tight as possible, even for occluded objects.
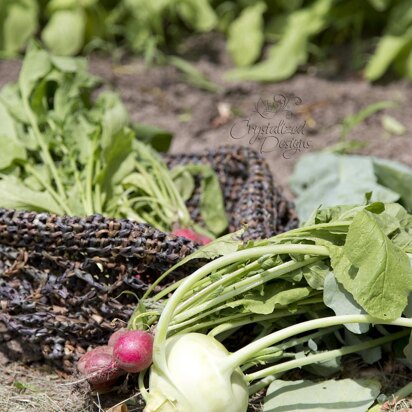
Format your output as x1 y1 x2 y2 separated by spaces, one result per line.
1 0 412 82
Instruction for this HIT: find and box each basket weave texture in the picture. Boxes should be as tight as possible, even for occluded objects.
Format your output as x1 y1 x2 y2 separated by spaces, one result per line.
0 145 297 369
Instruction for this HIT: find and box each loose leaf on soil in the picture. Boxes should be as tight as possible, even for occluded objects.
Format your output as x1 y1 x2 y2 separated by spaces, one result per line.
227 2 266 67
263 378 380 412
330 210 412 320
323 272 369 334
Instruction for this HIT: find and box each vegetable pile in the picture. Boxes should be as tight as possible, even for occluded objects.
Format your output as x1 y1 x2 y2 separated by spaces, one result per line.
0 43 227 239
84 200 412 411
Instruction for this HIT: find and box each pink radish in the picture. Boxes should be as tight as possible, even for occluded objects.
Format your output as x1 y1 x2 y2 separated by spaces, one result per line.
113 330 154 373
108 328 128 347
172 228 212 245
77 346 113 375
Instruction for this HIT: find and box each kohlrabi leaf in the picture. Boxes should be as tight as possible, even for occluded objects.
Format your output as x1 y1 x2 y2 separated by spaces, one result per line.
330 210 412 320
344 330 381 365
373 157 412 212
263 378 381 412
323 272 369 334
290 153 400 222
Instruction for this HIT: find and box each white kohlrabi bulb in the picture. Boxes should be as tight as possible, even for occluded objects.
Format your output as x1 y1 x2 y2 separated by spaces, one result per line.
144 333 249 412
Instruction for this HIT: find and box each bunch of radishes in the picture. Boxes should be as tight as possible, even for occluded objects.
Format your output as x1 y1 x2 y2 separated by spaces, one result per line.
78 329 154 392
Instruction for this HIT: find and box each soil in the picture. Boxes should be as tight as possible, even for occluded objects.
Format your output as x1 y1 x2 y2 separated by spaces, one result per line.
1 33 412 411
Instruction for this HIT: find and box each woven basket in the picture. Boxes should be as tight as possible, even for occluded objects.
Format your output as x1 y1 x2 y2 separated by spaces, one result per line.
0 145 297 370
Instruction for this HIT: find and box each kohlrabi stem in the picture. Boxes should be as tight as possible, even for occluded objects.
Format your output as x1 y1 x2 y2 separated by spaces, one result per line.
171 256 323 325
246 328 410 384
153 244 329 370
225 315 412 373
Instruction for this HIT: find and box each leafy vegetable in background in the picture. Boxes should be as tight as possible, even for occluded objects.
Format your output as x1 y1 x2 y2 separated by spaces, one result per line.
0 43 228 236
2 1 412 82
290 152 412 222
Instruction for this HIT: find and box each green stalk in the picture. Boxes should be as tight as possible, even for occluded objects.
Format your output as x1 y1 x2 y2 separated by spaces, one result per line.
153 244 329 370
207 303 327 338
24 164 72 215
171 256 323 325
22 98 68 203
242 326 340 370
246 329 410 383
224 315 412 373
174 257 264 314
85 139 96 215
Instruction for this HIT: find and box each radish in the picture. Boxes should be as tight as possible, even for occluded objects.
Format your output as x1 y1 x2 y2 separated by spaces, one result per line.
172 228 212 245
108 328 128 347
113 330 154 373
77 345 113 375
78 345 125 391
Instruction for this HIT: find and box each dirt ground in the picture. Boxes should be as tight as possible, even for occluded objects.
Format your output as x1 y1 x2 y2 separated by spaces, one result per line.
1 34 412 411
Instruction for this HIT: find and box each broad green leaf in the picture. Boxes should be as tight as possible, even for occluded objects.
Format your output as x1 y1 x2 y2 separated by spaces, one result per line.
97 92 130 149
227 2 266 67
323 272 369 334
133 123 173 152
301 261 329 290
290 153 399 222
368 0 391 11
97 128 134 204
172 169 195 202
19 43 51 99
331 210 412 320
41 8 86 56
0 135 26 170
226 0 333 82
180 164 228 236
263 379 381 412
3 0 38 54
0 175 63 214
365 1 412 80
235 283 312 315
177 0 217 32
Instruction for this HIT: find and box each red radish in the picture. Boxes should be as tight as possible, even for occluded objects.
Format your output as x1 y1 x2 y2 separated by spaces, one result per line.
108 328 128 347
78 346 125 391
172 228 212 245
113 330 154 373
77 346 113 375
